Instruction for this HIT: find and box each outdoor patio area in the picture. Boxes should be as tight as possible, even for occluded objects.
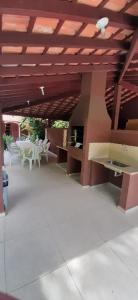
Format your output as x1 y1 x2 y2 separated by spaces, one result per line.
1 159 138 299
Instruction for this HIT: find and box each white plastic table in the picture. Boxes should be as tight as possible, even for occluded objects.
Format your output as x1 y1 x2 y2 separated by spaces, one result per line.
16 141 42 153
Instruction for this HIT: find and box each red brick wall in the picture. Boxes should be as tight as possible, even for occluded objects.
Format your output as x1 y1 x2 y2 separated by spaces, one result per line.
47 128 64 154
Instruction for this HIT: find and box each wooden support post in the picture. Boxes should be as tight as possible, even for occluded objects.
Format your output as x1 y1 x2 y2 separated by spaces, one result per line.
0 108 4 213
111 84 122 130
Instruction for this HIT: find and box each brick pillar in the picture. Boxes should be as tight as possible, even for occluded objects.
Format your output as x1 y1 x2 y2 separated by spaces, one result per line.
80 72 111 185
69 72 111 186
0 109 4 213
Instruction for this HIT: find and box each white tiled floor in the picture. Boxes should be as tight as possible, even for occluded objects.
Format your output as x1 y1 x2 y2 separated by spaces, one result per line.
1 160 138 299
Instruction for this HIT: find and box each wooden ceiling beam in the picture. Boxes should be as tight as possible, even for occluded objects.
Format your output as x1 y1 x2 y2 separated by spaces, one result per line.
0 64 118 76
109 70 138 79
0 91 42 98
121 81 138 93
121 0 138 13
106 89 134 104
0 0 137 30
0 53 128 65
0 31 129 50
98 0 109 8
121 94 138 104
3 91 80 113
0 74 81 88
124 71 138 77
1 86 80 105
0 81 80 94
107 90 136 107
6 111 69 120
119 28 138 82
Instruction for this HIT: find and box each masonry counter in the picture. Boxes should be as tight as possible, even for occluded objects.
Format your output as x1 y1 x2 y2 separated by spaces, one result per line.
91 157 138 211
57 146 68 164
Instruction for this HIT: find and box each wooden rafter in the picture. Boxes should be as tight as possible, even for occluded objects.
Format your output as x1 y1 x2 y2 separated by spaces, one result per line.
0 74 81 88
0 0 137 30
3 91 79 112
1 86 80 105
0 31 129 50
0 0 137 120
107 90 135 105
119 28 138 82
121 0 138 12
121 81 138 93
6 110 69 120
0 81 80 95
98 0 109 8
1 53 136 65
124 71 138 77
0 64 119 76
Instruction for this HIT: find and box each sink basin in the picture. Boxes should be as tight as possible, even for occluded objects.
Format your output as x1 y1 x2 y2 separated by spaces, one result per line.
107 160 129 168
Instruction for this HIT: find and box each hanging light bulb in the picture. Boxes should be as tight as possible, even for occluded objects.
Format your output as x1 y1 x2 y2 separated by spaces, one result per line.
96 17 109 39
27 100 30 105
40 86 45 96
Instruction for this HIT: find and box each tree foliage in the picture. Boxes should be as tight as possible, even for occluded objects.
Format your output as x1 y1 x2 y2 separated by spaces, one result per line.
20 118 45 141
51 120 69 128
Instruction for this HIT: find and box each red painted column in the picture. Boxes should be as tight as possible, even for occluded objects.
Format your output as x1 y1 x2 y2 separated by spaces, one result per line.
119 173 138 210
0 109 4 213
111 84 122 130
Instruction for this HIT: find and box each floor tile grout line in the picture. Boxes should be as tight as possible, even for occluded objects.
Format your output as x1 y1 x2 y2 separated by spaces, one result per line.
8 261 67 294
43 223 86 300
66 264 86 300
7 220 67 294
108 243 138 281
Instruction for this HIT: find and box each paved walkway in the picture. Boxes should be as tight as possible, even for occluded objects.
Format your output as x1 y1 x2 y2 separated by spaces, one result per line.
0 160 138 299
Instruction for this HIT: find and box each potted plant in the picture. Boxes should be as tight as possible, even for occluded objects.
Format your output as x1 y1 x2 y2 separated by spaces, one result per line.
3 134 14 150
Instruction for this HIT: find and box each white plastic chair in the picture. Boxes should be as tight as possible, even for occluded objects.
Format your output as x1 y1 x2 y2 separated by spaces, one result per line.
41 142 50 162
21 146 41 171
7 142 20 167
38 139 43 146
34 137 39 145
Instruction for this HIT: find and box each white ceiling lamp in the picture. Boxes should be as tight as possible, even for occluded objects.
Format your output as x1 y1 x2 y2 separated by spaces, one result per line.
27 100 30 105
40 86 45 96
96 17 109 39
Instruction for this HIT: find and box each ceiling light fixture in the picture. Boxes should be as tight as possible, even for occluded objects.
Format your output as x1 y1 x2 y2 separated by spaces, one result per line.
27 100 30 105
96 17 109 37
40 86 45 96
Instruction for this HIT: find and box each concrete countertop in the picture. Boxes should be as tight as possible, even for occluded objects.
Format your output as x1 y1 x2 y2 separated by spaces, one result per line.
91 157 138 175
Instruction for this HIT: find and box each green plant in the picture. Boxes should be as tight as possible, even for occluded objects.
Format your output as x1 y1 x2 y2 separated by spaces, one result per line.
3 134 14 150
20 117 45 140
52 120 69 128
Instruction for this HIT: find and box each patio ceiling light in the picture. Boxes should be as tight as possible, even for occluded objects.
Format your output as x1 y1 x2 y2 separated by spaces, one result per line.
96 17 109 38
40 86 45 96
27 100 30 105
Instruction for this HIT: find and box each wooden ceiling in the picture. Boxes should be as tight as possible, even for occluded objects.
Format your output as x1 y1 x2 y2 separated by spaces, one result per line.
0 0 138 119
